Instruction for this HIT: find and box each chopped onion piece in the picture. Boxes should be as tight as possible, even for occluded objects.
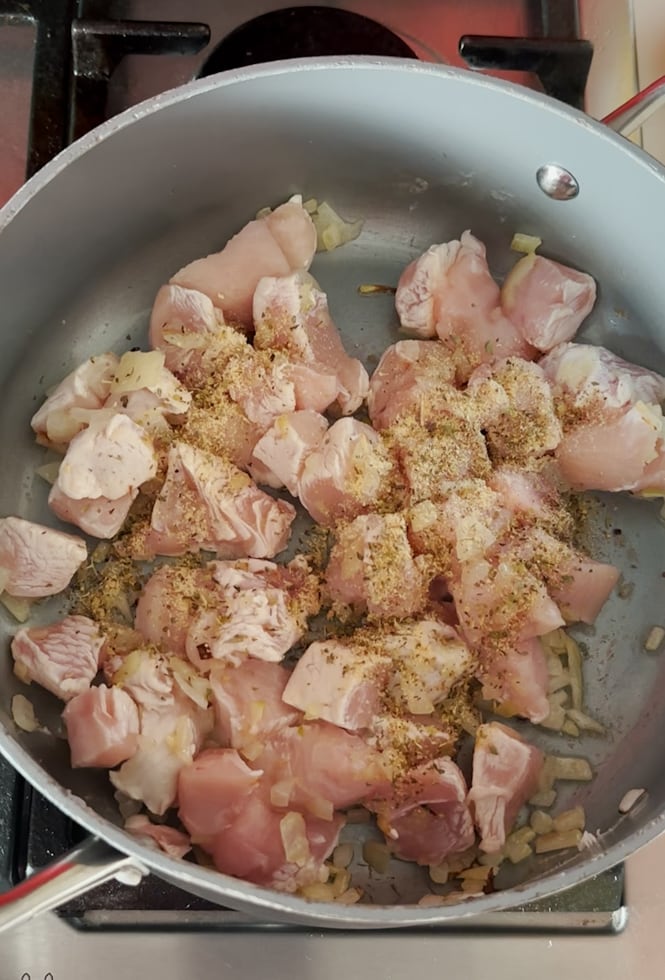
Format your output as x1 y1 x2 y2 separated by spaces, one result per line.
310 201 363 253
330 867 352 897
534 829 583 854
362 839 390 874
335 886 362 905
332 843 354 869
300 882 335 902
11 694 40 732
428 862 449 884
1 593 32 622
169 657 210 710
111 350 166 394
36 460 62 485
269 779 294 808
552 756 593 782
530 810 554 835
280 811 310 867
619 788 646 814
552 806 585 833
504 841 533 864
510 232 542 254
644 626 665 652
566 708 605 735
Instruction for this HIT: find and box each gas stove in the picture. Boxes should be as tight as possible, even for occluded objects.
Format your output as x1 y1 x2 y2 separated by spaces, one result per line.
2 2 665 978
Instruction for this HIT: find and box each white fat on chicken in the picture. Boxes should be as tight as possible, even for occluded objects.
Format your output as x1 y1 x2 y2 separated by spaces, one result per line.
55 413 157 501
110 715 200 816
31 353 118 448
0 516 87 598
468 722 544 853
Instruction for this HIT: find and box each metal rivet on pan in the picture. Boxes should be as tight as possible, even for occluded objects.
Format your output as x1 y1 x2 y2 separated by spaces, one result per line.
536 164 580 200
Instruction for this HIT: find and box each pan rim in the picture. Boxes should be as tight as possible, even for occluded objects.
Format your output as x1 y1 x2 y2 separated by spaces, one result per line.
1 54 664 926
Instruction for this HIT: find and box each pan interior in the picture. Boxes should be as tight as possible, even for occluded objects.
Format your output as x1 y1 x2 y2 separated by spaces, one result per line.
0 61 664 918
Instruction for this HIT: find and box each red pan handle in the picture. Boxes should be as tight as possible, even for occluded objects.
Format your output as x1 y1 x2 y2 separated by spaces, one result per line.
0 837 146 933
601 74 665 136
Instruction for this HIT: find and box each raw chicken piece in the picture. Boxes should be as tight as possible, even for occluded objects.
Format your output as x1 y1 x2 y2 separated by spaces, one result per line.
297 418 395 526
506 529 619 626
367 339 457 430
250 410 329 494
286 362 340 413
11 615 104 701
478 638 550 724
468 722 544 853
467 357 562 462
383 620 475 715
501 253 596 352
488 467 571 536
555 406 665 493
124 814 191 860
450 555 564 645
388 413 491 504
62 685 139 767
185 557 318 671
178 748 263 844
372 758 475 866
540 343 665 492
260 721 390 811
147 442 295 558
396 232 500 339
179 401 263 472
282 639 391 731
210 792 344 892
55 413 157 501
541 342 665 408
171 196 317 326
210 659 302 751
149 283 247 380
253 271 369 414
407 482 508 571
325 513 427 620
134 563 218 655
48 485 136 540
110 647 174 710
0 516 87 598
110 714 200 815
31 353 118 448
395 231 533 379
224 348 297 429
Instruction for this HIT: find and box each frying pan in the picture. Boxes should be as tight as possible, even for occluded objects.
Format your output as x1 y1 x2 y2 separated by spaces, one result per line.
0 58 665 931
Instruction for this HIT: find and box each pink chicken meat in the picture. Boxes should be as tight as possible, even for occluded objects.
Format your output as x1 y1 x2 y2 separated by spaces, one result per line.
0 516 87 598
170 196 317 327
11 615 104 701
541 342 665 493
253 270 368 414
145 442 295 559
468 722 544 853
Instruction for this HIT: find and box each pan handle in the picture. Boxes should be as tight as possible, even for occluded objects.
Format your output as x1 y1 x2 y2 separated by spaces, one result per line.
601 73 665 137
0 836 148 934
